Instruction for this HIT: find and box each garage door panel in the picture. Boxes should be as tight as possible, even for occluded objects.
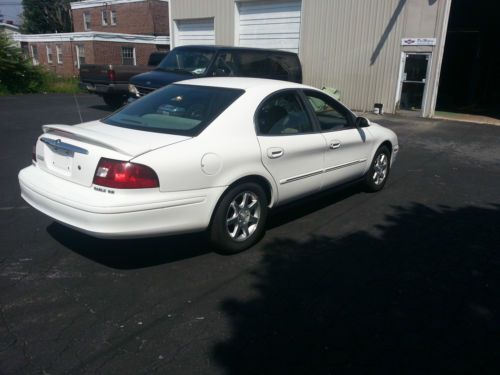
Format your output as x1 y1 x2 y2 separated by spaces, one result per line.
240 17 300 26
175 18 215 47
240 24 300 34
238 1 300 14
240 10 301 20
239 38 299 51
237 0 302 54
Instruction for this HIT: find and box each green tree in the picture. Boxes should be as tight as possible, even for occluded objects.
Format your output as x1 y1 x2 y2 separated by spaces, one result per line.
21 0 73 34
0 32 46 94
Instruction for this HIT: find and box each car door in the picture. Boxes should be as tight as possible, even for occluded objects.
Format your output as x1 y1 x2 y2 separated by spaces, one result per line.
302 90 373 189
256 90 326 205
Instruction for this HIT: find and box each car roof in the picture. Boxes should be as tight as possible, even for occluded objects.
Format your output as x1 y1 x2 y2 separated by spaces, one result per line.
172 45 298 56
175 77 314 91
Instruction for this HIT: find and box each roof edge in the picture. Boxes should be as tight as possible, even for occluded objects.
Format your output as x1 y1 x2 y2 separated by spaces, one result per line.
13 31 169 45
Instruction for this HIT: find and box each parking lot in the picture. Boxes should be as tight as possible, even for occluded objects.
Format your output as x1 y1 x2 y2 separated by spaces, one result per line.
1 93 499 374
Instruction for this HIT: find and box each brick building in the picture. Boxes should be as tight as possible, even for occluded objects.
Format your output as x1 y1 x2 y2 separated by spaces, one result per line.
14 0 170 77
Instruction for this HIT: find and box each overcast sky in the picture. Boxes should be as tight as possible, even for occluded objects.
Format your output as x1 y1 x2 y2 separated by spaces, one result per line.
0 0 22 25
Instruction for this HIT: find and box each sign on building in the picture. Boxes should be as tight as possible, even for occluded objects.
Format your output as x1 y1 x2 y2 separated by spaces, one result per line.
401 38 437 46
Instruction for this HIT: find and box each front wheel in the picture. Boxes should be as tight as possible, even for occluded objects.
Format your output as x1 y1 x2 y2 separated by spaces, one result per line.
210 182 268 254
363 145 391 192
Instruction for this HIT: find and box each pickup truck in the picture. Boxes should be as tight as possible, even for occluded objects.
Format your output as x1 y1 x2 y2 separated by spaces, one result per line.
79 51 168 108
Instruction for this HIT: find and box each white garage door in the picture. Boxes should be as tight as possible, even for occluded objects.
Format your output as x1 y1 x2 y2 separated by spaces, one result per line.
237 0 302 53
174 18 215 47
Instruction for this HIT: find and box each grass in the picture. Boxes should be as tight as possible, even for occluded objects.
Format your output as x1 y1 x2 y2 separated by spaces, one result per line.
41 74 83 94
0 71 84 96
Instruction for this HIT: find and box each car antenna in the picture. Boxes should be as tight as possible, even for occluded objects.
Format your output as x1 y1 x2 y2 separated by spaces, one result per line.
73 92 84 123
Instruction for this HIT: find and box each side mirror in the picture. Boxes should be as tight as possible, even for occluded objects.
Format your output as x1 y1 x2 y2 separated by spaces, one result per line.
355 117 370 128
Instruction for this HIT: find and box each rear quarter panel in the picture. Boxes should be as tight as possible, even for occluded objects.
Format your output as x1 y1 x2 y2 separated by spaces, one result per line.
132 89 278 205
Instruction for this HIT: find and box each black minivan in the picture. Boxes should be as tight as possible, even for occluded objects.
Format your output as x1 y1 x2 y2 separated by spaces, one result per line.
128 45 302 98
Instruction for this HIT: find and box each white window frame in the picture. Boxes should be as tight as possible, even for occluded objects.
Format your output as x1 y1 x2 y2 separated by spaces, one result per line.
31 45 39 66
121 46 136 66
46 45 53 64
101 10 108 26
75 45 85 69
83 12 91 30
395 52 433 115
56 45 63 64
110 10 117 25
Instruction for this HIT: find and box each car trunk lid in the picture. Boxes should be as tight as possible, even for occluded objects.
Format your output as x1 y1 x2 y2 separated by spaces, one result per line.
36 122 190 187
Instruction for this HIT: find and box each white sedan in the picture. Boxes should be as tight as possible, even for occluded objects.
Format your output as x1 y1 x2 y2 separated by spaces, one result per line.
19 78 398 253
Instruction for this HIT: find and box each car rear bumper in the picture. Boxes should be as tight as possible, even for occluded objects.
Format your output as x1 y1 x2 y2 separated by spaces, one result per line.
19 165 225 239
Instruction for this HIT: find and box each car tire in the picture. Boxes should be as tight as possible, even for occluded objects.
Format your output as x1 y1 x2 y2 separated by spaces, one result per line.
210 182 268 254
363 145 391 192
102 94 127 109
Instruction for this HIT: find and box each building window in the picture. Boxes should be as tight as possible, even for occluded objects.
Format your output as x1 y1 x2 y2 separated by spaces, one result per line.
76 45 85 68
46 45 53 64
101 10 108 25
83 12 91 30
110 10 117 25
31 45 39 65
121 47 135 65
56 45 63 64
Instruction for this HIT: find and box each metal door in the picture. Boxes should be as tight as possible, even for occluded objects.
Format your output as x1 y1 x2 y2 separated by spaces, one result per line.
398 53 431 112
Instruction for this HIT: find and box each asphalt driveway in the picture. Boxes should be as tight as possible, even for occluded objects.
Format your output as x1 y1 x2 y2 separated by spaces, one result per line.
1 94 499 374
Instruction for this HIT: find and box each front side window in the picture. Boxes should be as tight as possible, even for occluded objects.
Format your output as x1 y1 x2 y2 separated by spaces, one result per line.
121 47 135 65
212 52 236 76
304 91 352 132
157 48 215 76
103 84 244 136
46 45 53 63
257 91 313 135
31 45 39 65
101 10 108 25
83 12 91 30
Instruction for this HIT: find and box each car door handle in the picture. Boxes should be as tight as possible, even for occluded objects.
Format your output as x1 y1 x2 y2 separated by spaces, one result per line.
267 147 284 159
329 140 341 150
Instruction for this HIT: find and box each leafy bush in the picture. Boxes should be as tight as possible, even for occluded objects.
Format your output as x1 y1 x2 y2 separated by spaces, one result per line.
0 31 47 94
0 32 82 95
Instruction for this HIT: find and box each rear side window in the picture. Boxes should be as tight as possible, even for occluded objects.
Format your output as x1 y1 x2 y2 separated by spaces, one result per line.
213 51 301 83
269 54 301 83
257 91 313 135
103 84 244 136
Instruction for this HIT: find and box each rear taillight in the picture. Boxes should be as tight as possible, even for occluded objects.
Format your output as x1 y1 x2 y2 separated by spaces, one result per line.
93 158 159 189
107 68 116 82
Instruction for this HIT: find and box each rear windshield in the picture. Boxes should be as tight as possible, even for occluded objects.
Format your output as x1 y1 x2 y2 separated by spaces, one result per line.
157 48 215 76
102 84 244 136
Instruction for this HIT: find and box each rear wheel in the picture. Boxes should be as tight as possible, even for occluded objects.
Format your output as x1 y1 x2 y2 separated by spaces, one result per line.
210 182 268 254
363 145 391 192
102 94 127 109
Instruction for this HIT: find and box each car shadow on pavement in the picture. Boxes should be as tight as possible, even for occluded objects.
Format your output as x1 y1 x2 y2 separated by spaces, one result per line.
47 184 363 269
212 203 500 374
267 184 361 230
47 223 211 269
